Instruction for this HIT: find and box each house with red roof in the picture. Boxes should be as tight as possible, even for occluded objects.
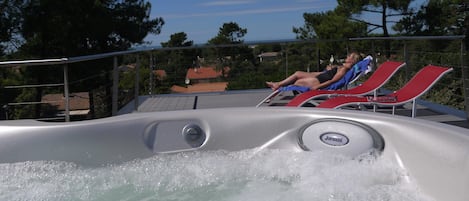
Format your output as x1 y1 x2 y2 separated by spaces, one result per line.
258 51 280 62
185 66 223 84
153 69 167 80
171 66 228 93
41 92 90 120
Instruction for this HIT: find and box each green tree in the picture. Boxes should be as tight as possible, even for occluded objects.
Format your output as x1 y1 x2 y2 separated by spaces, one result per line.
0 67 22 119
12 0 164 119
293 11 367 40
20 0 164 57
208 22 247 45
161 32 193 48
335 0 414 57
392 0 467 110
394 0 467 36
336 0 414 36
0 0 24 56
206 22 261 89
0 0 24 119
207 22 247 62
158 32 197 87
293 10 367 58
207 22 253 73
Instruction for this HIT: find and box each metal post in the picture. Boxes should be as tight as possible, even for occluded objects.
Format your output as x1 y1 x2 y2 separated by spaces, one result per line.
404 41 409 80
464 8 469 119
371 41 378 112
2 105 7 120
461 40 469 119
134 56 140 111
316 47 320 71
112 56 118 116
283 45 288 78
63 65 70 122
149 54 153 96
371 41 376 67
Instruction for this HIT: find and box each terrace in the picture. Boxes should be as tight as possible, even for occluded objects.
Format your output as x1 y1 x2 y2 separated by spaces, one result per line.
0 36 467 128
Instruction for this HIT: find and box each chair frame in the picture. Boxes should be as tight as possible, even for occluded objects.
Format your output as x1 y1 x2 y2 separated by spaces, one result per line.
286 61 406 107
316 65 453 118
256 57 375 107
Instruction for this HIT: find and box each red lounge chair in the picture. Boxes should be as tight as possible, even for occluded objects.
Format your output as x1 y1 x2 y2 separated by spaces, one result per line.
256 56 373 107
286 61 406 107
316 65 453 118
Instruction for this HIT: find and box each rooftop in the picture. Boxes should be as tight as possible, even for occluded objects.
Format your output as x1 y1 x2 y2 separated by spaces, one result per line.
42 92 89 111
186 67 223 80
171 82 228 93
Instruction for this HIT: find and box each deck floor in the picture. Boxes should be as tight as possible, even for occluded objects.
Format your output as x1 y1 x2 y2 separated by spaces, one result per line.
118 89 469 129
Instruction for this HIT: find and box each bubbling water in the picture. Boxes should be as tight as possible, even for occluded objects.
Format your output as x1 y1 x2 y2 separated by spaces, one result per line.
0 149 432 201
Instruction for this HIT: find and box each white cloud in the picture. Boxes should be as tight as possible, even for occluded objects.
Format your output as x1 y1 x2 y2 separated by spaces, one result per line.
162 5 326 19
202 0 256 6
295 0 325 2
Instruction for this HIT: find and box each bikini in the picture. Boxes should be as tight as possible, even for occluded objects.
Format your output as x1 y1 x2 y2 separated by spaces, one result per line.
317 67 338 83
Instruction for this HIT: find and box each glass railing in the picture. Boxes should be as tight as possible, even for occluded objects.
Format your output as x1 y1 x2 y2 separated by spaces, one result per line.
0 35 467 121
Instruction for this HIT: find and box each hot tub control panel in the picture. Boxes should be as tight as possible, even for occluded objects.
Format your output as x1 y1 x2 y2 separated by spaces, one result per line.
299 119 384 157
143 120 206 153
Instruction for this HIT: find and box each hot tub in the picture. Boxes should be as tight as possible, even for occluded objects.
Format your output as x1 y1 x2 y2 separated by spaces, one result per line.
0 107 467 201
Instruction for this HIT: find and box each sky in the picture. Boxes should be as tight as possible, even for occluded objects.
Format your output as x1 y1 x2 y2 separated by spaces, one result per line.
144 0 427 46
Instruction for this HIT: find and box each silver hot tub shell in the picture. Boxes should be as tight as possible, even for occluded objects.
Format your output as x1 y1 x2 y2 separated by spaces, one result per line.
0 107 468 201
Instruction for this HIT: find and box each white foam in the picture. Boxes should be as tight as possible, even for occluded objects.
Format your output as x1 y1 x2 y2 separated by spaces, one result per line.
0 149 432 201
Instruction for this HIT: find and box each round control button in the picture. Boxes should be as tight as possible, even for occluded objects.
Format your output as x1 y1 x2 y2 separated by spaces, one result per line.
182 124 206 147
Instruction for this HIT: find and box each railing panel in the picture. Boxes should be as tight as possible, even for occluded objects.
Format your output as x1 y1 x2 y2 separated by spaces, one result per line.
0 36 466 121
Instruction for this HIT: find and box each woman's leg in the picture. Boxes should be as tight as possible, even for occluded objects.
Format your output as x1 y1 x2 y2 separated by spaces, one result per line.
293 77 321 90
266 71 319 90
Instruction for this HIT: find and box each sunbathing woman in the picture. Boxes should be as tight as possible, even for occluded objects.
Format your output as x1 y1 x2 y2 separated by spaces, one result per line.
266 52 362 91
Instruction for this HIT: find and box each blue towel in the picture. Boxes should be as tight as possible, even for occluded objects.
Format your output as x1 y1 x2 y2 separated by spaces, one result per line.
278 85 311 93
324 57 371 90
